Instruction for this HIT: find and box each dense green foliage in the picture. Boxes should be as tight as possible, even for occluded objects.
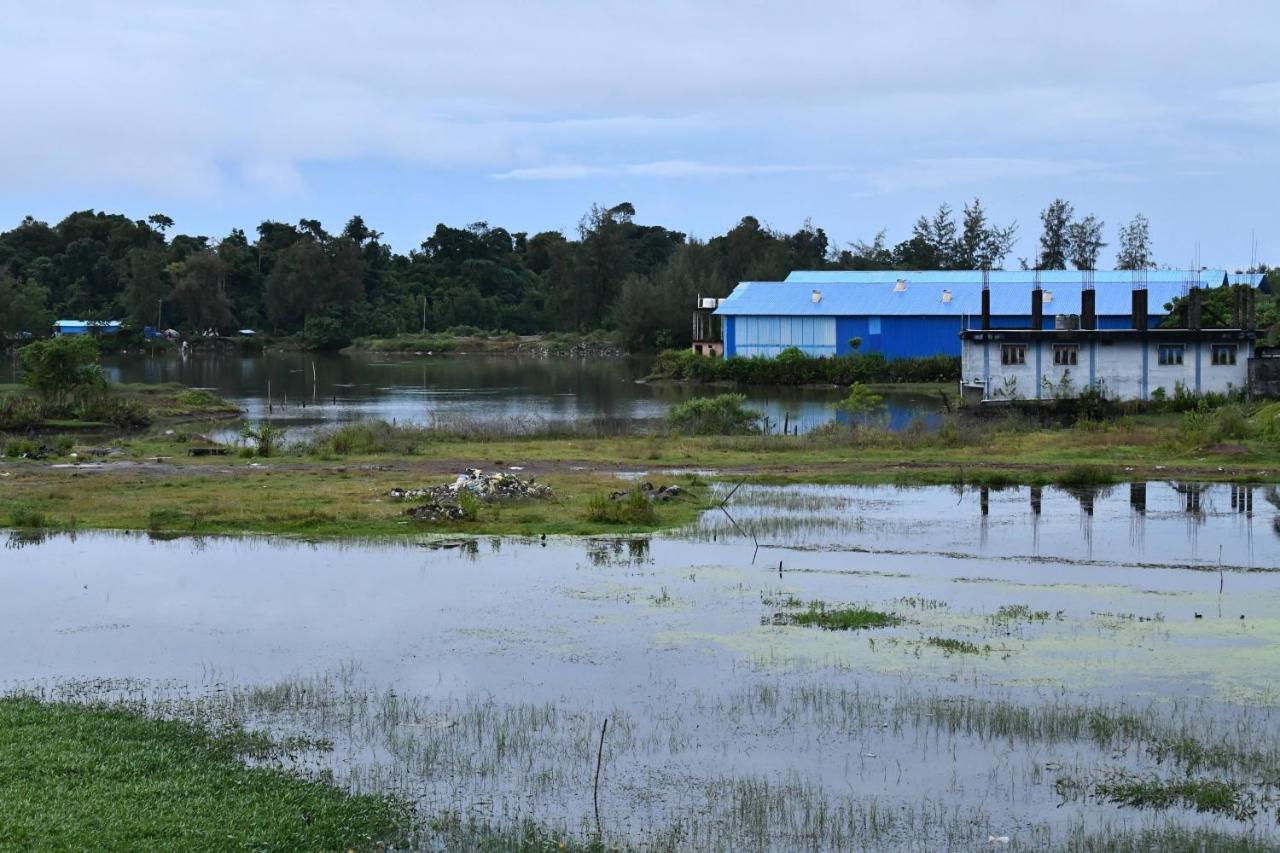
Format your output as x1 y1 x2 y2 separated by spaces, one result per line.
651 347 960 385
18 335 104 408
0 697 407 850
2 201 1240 351
665 393 761 435
1159 283 1280 340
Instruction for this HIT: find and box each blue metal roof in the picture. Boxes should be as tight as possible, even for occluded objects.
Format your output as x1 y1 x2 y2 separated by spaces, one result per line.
1228 272 1266 287
783 269 1228 287
715 278 1200 318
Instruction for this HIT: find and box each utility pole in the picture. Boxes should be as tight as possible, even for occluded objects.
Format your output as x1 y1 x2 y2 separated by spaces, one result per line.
422 295 427 334
157 298 164 330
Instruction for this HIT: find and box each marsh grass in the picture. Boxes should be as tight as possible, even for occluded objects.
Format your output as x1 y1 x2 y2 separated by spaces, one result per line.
1090 773 1259 821
585 490 658 525
15 670 1280 852
926 636 986 655
6 501 47 528
778 603 901 631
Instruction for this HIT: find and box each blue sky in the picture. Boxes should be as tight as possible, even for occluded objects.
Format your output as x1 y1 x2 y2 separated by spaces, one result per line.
2 1 1276 269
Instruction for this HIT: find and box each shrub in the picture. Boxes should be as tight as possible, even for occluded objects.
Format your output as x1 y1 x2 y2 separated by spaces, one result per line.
666 394 761 435
585 490 658 525
7 502 47 528
4 438 40 458
18 336 105 409
0 395 42 430
833 383 885 421
648 348 959 386
302 314 351 350
73 397 152 428
240 422 287 457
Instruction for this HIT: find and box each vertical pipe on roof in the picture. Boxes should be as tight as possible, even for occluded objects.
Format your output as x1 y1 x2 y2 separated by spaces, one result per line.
981 267 990 331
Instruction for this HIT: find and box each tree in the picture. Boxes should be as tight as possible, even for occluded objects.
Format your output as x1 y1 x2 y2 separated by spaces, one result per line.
0 273 53 337
1037 199 1074 269
1067 214 1106 270
1116 214 1154 270
170 251 234 331
955 198 1017 269
19 335 105 410
896 204 958 268
146 214 174 233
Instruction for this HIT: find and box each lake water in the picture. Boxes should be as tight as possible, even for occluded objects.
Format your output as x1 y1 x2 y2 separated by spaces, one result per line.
91 351 944 438
5 482 1279 850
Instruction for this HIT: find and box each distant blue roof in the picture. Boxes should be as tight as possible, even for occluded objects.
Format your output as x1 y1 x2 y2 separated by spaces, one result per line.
1228 272 1268 292
716 277 1205 318
783 269 1228 287
53 320 122 329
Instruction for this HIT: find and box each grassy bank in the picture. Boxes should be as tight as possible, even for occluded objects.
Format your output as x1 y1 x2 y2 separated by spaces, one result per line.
2 404 1279 539
0 382 240 432
0 697 407 850
346 329 623 356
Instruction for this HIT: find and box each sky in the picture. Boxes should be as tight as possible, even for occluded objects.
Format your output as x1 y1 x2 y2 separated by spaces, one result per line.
1 0 1276 270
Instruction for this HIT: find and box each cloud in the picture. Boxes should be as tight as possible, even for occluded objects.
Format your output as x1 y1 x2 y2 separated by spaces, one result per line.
862 158 1118 194
491 160 830 181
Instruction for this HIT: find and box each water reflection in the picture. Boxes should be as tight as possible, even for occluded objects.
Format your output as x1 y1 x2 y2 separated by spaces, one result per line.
699 481 1275 570
97 351 944 438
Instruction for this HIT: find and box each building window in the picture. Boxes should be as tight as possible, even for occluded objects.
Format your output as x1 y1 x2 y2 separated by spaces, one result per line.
1157 344 1184 366
1211 344 1237 366
1001 344 1027 366
868 316 881 335
1053 344 1078 366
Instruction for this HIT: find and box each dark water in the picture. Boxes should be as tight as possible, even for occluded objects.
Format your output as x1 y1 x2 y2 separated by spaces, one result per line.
93 351 943 437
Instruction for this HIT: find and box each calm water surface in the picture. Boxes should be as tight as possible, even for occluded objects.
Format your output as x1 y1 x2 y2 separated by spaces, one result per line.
4 483 1279 849
92 351 943 437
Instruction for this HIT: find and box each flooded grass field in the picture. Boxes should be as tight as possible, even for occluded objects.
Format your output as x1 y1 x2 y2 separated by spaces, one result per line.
4 482 1280 850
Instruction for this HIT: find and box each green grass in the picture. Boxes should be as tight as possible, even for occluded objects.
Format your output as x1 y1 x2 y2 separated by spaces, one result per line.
925 636 985 655
1091 773 1257 821
584 490 659 525
780 604 901 631
0 697 407 850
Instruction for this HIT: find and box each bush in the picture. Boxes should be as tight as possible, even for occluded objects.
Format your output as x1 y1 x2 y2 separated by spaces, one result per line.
648 348 959 386
7 501 47 528
18 336 105 408
666 394 761 435
302 314 351 350
4 438 40 458
585 490 658 525
0 395 42 430
73 397 151 428
241 422 287 457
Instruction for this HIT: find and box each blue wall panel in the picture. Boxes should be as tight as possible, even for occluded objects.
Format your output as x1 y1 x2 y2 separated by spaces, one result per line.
723 311 1164 360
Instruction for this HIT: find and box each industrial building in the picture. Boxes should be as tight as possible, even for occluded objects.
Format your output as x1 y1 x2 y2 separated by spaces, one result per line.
711 270 1230 360
960 284 1258 403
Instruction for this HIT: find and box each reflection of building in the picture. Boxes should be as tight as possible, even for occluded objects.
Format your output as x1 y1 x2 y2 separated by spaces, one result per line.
961 284 1256 403
712 270 1234 359
691 296 724 356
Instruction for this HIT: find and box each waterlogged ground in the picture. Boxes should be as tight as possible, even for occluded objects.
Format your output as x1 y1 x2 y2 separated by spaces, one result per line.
4 482 1280 850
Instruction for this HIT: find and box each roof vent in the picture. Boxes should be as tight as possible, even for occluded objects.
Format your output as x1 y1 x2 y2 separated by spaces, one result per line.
811 289 822 304
941 289 953 304
1043 290 1053 303
894 279 907 292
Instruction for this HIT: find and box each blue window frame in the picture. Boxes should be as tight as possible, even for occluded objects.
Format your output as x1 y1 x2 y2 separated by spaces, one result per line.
868 316 881 335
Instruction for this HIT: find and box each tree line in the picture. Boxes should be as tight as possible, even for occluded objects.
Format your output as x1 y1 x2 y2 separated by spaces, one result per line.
0 199 1233 351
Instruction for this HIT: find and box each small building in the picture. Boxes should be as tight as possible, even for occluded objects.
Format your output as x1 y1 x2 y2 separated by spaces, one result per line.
960 285 1257 403
691 297 724 356
53 320 122 337
713 270 1230 360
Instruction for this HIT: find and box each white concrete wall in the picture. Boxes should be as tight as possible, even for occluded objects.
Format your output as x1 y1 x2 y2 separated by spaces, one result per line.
962 338 1252 401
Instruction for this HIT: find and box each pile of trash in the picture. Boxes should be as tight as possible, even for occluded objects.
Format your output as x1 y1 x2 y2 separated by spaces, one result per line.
391 468 552 522
608 482 683 503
